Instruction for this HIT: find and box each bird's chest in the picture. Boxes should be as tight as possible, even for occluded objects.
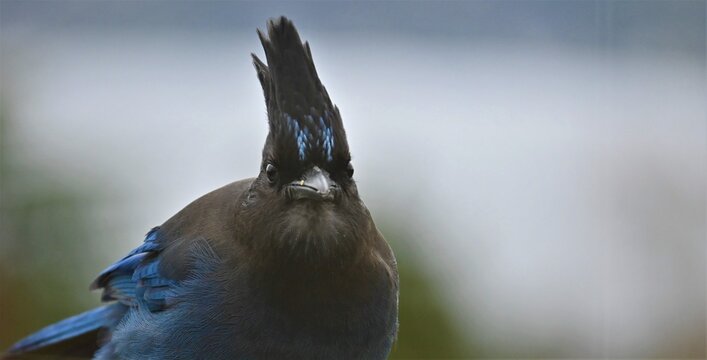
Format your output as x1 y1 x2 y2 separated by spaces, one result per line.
215 267 397 359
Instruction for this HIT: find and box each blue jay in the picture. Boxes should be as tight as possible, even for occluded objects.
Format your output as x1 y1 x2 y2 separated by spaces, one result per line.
5 16 398 359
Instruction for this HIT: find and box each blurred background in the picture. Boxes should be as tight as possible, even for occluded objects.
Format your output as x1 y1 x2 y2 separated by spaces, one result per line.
1 1 705 358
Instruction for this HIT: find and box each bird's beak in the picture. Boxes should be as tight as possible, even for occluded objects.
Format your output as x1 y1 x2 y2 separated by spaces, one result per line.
287 166 335 201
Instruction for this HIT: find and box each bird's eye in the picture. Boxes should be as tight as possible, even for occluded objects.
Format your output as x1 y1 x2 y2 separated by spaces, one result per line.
265 163 278 183
346 162 354 179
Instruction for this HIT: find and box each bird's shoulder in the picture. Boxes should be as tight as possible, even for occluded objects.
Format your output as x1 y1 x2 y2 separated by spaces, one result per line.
155 177 254 272
160 177 254 242
90 178 255 311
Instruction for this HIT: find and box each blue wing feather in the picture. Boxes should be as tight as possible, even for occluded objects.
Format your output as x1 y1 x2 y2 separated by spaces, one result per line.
93 252 150 288
100 275 137 304
7 227 182 357
6 305 124 355
91 226 180 312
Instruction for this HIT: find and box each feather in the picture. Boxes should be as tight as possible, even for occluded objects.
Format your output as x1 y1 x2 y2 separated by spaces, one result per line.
253 16 350 169
5 304 125 358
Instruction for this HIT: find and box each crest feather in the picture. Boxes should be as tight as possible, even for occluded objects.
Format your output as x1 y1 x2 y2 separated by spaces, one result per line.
252 17 350 167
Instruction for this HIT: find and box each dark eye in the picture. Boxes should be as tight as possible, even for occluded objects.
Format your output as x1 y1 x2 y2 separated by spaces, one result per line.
265 163 278 183
346 162 354 178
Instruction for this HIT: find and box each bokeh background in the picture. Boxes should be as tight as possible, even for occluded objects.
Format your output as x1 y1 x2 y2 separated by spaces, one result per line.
1 1 705 358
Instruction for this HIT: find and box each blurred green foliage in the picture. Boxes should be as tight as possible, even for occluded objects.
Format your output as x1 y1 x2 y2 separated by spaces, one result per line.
388 241 471 358
0 105 102 350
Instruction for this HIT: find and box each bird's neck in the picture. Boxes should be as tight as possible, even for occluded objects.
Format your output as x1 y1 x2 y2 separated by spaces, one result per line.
255 222 369 273
240 193 373 270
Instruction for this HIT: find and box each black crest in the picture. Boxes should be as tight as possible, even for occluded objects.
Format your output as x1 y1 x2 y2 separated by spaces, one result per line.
253 17 350 170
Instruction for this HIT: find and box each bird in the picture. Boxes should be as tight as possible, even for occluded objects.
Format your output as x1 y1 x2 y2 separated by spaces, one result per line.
5 16 399 360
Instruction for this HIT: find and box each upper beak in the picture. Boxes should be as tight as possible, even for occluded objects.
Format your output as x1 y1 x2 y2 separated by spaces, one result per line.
287 166 335 201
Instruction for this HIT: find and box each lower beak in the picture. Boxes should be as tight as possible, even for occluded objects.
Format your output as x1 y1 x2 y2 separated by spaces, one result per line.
286 166 335 201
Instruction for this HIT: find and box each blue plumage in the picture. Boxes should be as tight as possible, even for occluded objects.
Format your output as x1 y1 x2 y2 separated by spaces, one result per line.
92 228 180 313
7 305 125 355
323 124 334 161
284 112 336 162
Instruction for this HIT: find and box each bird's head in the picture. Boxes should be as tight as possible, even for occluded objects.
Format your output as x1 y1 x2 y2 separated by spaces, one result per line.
251 17 358 205
244 17 371 265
